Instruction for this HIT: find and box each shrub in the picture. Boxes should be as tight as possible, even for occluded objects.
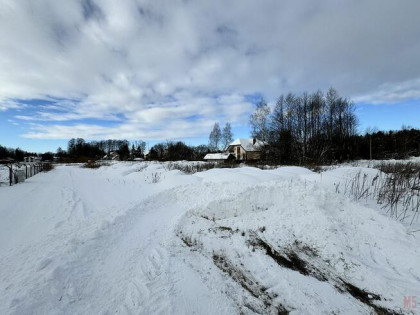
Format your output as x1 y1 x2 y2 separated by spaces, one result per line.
82 161 109 169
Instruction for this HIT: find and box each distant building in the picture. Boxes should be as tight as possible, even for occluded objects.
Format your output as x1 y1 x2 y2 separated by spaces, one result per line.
203 153 236 163
24 156 41 163
226 138 268 161
103 151 120 161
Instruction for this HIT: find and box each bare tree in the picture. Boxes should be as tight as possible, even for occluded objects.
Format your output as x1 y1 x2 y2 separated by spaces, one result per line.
133 140 146 154
326 87 339 142
222 122 234 150
266 88 357 163
250 98 270 141
209 122 222 151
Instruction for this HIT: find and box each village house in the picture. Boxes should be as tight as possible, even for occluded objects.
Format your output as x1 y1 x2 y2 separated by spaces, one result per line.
103 151 120 161
226 138 267 161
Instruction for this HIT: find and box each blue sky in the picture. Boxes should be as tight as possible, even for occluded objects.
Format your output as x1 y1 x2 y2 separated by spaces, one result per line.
0 1 419 153
356 100 420 133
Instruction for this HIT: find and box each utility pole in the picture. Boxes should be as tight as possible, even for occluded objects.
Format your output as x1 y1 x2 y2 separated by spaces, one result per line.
369 134 372 160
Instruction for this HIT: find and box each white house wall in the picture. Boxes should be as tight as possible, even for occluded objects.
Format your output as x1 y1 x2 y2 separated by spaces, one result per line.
228 145 261 161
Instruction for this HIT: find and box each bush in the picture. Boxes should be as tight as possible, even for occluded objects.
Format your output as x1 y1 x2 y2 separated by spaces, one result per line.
82 161 109 169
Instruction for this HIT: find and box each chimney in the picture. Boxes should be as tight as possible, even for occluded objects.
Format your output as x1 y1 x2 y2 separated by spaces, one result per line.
253 138 256 145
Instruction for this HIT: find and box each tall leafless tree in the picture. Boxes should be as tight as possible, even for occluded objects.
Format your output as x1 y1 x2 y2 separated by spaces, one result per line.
209 122 222 151
250 98 270 141
222 122 234 150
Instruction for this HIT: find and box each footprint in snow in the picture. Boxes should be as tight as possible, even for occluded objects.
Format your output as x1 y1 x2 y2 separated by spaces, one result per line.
36 258 53 272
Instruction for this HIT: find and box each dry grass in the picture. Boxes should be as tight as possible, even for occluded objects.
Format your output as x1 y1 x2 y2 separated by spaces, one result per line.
82 161 110 169
164 162 239 174
342 162 420 224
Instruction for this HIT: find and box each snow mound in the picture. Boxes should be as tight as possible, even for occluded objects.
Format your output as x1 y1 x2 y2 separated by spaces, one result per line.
177 179 420 314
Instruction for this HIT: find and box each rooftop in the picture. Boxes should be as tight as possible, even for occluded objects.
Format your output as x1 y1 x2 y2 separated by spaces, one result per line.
204 153 234 160
228 138 267 152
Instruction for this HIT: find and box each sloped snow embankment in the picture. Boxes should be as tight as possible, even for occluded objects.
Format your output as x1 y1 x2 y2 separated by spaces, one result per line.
0 162 419 314
176 169 420 314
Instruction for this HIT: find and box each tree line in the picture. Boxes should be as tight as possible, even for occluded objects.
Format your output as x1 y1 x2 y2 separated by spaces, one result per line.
65 138 210 162
65 138 149 162
67 138 131 161
353 128 420 160
250 88 359 163
249 88 419 163
0 145 37 161
148 141 210 161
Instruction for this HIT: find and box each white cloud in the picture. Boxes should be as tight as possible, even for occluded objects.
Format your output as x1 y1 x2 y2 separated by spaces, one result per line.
1 0 420 140
0 99 24 112
354 78 420 104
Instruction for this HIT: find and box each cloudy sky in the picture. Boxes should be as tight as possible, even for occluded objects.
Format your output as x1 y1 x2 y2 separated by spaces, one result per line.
1 0 419 152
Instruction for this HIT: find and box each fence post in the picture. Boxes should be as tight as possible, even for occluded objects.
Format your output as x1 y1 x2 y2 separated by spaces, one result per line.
9 165 12 186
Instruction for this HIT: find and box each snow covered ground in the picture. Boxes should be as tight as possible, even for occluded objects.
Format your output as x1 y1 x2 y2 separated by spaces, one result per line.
0 165 10 186
0 162 419 314
0 164 29 186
